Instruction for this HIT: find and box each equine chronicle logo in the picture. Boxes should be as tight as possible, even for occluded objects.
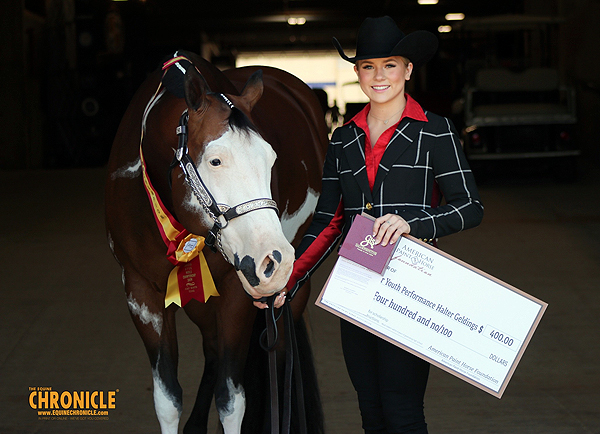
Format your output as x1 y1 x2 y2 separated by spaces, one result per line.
28 386 118 421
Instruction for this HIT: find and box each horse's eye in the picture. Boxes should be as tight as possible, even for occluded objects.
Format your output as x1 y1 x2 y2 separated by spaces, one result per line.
210 158 221 167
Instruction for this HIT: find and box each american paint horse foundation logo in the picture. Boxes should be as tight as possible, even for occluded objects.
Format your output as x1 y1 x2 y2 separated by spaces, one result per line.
29 386 118 421
357 235 378 257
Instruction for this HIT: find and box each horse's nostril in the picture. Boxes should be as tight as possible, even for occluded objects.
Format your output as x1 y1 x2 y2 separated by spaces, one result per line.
234 254 260 287
272 250 282 264
264 258 275 278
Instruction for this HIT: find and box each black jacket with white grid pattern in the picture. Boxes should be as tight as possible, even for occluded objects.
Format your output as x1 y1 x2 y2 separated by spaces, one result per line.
290 110 484 293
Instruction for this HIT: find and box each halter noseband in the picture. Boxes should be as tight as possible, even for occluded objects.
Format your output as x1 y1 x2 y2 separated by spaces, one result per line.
173 97 279 260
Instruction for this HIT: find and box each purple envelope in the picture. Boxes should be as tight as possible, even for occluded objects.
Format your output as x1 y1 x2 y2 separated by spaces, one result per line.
338 213 396 274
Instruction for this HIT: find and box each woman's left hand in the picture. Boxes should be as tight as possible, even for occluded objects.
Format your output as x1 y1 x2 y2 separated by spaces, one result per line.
372 214 410 246
252 292 286 309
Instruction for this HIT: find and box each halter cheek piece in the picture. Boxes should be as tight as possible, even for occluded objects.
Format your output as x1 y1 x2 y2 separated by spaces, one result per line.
171 95 279 261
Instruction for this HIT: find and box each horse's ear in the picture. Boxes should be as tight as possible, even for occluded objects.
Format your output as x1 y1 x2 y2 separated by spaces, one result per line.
184 66 211 112
239 70 264 112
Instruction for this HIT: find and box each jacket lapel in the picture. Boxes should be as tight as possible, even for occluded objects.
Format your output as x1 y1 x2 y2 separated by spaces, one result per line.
343 126 373 204
373 119 425 195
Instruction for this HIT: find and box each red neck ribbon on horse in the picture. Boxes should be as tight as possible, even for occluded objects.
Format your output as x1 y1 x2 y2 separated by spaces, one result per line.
140 145 219 307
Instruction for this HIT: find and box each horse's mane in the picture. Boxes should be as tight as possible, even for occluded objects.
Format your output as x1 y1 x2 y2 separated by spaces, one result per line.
162 51 259 138
227 105 259 136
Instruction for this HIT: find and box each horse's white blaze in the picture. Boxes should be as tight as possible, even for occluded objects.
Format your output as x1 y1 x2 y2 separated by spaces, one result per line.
185 127 295 296
281 187 320 243
127 293 163 336
219 378 246 434
110 157 142 180
152 365 181 434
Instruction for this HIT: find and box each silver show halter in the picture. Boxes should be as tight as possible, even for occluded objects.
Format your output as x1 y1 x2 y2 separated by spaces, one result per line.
173 97 279 261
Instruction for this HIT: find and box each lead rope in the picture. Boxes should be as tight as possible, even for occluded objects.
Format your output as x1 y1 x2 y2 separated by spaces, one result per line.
288 302 308 434
261 297 308 434
262 297 280 434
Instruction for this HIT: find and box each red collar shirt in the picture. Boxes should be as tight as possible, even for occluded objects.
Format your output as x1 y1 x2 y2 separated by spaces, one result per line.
349 94 428 191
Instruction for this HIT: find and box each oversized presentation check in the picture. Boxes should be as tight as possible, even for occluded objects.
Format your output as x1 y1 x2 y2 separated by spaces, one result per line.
316 233 547 398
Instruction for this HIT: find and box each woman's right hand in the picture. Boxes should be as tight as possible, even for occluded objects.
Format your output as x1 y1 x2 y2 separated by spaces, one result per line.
372 214 410 246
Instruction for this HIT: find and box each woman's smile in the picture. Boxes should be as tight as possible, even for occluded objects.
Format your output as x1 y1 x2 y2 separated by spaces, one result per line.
355 56 413 105
372 85 390 92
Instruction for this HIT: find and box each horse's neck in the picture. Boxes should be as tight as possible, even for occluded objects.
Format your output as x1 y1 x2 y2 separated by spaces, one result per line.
142 100 182 216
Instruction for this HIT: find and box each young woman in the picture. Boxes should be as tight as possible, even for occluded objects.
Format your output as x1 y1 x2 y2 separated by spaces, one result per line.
259 16 484 433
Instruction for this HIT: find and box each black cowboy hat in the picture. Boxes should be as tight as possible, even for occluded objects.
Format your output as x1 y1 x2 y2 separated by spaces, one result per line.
333 16 438 68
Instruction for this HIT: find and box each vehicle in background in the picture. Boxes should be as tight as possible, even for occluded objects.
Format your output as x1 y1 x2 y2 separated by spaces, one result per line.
455 15 580 181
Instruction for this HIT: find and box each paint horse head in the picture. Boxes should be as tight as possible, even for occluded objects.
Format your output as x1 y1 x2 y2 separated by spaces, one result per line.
170 66 294 299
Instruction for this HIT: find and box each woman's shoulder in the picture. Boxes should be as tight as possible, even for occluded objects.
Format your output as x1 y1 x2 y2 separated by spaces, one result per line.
422 109 445 125
331 122 362 141
421 110 458 134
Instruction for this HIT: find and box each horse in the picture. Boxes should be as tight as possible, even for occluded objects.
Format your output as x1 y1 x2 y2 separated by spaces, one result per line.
105 51 328 434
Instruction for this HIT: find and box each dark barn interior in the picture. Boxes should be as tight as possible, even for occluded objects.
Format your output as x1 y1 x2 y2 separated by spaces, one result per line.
1 0 600 433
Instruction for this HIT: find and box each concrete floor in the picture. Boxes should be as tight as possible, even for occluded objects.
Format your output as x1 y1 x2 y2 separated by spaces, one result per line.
1 165 599 434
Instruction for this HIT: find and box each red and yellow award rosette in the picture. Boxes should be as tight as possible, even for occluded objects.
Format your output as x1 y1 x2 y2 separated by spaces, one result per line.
140 146 219 307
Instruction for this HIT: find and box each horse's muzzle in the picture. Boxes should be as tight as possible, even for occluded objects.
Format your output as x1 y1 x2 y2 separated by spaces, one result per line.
234 249 292 294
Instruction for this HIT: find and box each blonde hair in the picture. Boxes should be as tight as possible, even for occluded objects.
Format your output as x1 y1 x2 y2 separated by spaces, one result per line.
399 56 410 66
356 56 411 67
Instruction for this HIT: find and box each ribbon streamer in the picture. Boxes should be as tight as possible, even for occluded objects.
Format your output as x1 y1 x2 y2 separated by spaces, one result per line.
140 145 219 307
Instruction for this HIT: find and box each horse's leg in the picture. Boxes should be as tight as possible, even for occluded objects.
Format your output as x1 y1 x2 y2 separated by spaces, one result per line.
125 268 182 434
183 305 219 434
214 275 257 434
181 273 256 434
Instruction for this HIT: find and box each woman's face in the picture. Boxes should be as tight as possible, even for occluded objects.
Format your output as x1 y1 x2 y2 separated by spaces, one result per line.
354 56 413 105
